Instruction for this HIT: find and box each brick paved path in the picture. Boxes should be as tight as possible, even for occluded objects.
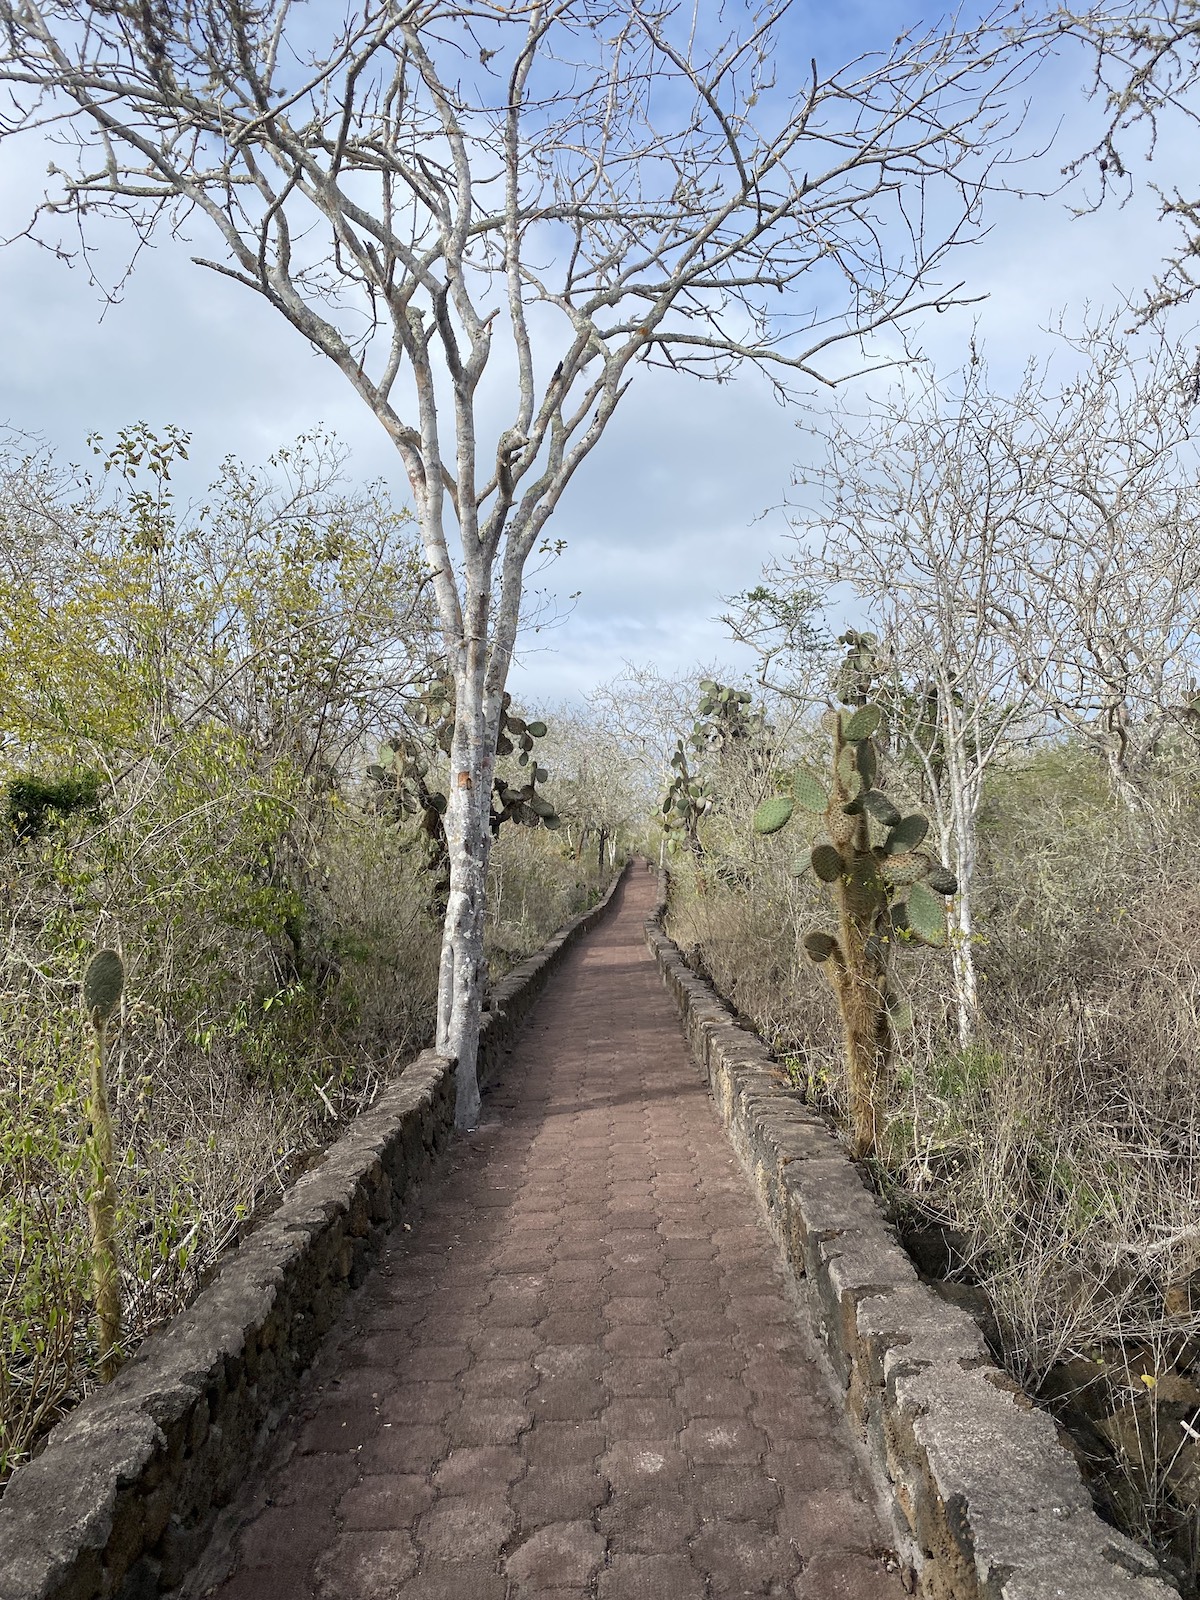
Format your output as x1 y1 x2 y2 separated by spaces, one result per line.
197 867 905 1600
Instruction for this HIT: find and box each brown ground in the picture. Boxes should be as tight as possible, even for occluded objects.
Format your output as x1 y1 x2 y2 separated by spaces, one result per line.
195 866 905 1599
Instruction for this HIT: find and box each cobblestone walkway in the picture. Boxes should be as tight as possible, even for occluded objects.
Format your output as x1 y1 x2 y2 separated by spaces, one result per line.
198 867 905 1599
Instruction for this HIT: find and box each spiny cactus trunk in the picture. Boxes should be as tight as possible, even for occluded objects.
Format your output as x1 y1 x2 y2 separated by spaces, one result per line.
830 767 893 1159
87 1019 122 1381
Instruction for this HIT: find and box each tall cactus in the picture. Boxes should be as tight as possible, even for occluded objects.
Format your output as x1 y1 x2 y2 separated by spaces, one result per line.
752 633 957 1158
83 948 124 1381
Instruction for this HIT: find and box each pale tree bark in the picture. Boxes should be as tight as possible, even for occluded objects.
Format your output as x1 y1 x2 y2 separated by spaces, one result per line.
0 0 1055 1124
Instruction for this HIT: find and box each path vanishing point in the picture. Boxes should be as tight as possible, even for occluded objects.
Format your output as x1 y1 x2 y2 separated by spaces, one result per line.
191 866 906 1600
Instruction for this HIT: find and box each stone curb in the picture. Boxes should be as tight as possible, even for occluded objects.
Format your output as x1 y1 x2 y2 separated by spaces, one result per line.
644 874 1178 1600
0 869 627 1600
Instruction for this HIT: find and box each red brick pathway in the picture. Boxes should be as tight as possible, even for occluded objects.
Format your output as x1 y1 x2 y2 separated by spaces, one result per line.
197 867 905 1599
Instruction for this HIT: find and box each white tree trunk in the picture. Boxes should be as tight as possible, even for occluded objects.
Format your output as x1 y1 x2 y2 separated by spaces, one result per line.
436 610 501 1130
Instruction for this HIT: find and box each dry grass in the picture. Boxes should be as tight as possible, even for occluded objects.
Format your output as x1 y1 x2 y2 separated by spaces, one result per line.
665 739 1200 1588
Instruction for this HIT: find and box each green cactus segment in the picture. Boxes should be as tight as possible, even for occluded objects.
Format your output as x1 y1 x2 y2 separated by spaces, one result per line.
881 850 928 886
835 745 858 788
843 703 883 742
846 788 901 827
84 950 125 1025
905 881 948 946
753 795 795 835
804 930 839 963
810 842 844 882
792 768 828 813
886 814 929 853
791 853 811 878
855 741 877 788
927 864 959 896
887 995 915 1033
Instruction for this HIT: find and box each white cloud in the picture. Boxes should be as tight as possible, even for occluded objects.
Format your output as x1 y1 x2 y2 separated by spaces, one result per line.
0 8 1194 710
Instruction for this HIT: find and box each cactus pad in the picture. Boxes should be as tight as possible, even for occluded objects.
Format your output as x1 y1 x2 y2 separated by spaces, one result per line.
886 814 929 853
905 882 947 946
846 789 902 828
803 930 839 963
927 864 958 896
792 768 828 813
810 843 844 882
84 949 125 1024
843 704 883 742
753 795 795 835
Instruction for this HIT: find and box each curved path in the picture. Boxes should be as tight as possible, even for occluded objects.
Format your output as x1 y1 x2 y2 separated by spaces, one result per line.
194 867 906 1599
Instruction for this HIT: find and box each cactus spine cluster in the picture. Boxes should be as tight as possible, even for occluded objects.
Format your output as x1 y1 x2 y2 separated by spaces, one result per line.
83 948 124 1380
752 632 957 1158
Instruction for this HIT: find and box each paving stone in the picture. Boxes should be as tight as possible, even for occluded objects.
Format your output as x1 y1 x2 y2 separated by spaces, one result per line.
599 1491 699 1553
689 1465 783 1524
396 1560 508 1599
312 1530 419 1598
509 1464 607 1525
605 1357 675 1397
523 1420 607 1469
198 869 906 1600
602 1397 683 1438
791 1551 902 1598
689 1521 802 1596
504 1521 606 1587
432 1445 524 1492
680 1417 769 1464
416 1495 515 1559
338 1474 434 1529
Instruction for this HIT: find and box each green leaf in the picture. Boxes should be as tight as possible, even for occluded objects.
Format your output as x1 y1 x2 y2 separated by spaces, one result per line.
886 814 929 853
843 704 883 741
753 795 795 835
810 843 844 883
792 767 828 813
906 882 947 946
526 720 547 738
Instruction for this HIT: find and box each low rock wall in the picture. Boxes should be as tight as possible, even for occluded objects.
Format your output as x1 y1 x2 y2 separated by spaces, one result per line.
0 870 626 1600
645 878 1178 1600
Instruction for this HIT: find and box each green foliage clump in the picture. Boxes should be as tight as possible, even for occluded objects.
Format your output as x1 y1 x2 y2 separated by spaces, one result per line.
5 771 102 842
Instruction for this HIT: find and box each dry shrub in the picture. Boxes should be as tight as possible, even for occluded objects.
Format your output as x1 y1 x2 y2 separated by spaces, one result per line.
665 738 1200 1585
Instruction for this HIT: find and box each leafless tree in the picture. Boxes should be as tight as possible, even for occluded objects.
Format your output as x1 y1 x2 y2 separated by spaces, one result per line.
767 356 1055 1044
1064 0 1200 317
1009 319 1200 806
0 0 1049 1126
766 318 1200 1042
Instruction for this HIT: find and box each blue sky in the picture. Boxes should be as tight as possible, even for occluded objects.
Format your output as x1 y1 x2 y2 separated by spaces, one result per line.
0 4 1191 708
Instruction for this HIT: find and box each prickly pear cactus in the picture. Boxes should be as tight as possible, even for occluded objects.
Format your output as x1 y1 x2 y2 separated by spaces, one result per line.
368 682 560 911
751 633 957 1158
661 680 765 858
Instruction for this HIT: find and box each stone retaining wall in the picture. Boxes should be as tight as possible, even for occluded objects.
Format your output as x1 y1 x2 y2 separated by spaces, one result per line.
0 871 626 1600
645 877 1178 1600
